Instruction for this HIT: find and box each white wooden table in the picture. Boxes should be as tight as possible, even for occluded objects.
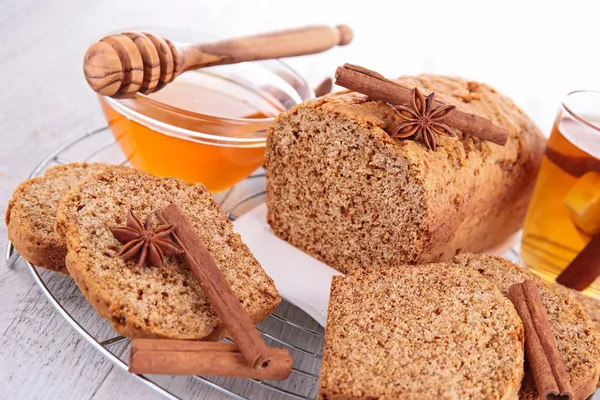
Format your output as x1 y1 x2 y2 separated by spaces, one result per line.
2 0 599 398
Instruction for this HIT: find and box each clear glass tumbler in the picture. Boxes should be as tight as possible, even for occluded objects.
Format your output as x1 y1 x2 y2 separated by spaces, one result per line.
521 90 600 297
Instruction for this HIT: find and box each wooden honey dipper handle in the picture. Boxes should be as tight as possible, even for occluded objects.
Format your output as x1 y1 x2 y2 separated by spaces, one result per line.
84 25 353 99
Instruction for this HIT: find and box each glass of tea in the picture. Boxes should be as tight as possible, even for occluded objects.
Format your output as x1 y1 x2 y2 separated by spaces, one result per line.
98 28 312 193
521 90 600 297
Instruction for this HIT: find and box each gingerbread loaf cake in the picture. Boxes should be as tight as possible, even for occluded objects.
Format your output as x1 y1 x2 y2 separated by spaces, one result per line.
266 75 546 273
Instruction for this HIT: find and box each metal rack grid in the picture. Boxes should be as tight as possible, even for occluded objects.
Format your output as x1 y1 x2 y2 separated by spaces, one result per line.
4 126 324 400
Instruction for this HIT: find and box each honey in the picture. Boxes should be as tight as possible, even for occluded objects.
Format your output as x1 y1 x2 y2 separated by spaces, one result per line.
100 69 285 192
521 114 600 297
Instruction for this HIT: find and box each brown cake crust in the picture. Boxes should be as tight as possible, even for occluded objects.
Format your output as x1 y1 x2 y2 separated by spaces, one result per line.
266 75 546 273
5 163 130 272
56 171 281 339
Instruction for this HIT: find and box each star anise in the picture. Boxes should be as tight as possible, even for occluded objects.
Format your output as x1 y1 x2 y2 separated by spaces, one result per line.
391 87 456 151
110 210 184 267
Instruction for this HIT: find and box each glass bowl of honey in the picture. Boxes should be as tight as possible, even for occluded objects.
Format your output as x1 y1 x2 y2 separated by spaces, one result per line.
98 28 313 192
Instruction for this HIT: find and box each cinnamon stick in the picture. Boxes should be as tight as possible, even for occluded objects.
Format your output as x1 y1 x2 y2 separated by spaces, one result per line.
314 77 333 97
508 280 573 400
156 203 274 370
556 233 600 291
334 64 509 146
129 339 292 379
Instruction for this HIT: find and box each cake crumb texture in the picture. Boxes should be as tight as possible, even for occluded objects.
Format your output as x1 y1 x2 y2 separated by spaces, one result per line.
550 282 600 389
56 170 281 339
5 162 129 272
319 263 525 400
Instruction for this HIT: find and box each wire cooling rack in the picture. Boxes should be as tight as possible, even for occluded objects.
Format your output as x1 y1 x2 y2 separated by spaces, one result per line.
5 126 324 400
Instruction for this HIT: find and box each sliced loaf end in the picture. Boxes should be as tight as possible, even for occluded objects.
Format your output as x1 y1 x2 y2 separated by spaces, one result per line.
6 162 130 272
266 95 426 274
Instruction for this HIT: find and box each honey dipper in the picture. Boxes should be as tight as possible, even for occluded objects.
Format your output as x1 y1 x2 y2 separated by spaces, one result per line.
83 25 353 99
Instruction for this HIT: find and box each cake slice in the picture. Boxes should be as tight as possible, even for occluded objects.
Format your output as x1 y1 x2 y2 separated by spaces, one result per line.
5 162 130 272
552 281 600 335
56 170 281 339
319 264 525 399
554 284 600 388
565 289 600 335
452 253 600 399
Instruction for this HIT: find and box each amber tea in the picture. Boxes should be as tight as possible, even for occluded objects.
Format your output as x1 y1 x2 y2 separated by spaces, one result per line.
521 91 600 297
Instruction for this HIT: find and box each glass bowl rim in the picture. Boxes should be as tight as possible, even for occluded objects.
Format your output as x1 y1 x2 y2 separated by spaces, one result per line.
562 89 600 132
100 26 313 144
